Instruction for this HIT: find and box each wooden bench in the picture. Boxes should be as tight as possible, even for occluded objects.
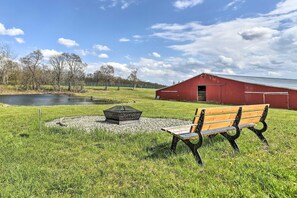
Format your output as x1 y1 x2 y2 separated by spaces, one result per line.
162 104 269 165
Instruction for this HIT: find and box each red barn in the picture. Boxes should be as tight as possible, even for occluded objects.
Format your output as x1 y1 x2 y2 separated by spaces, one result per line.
156 73 297 110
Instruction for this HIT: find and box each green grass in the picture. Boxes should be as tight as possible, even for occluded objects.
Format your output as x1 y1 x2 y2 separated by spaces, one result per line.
0 87 296 197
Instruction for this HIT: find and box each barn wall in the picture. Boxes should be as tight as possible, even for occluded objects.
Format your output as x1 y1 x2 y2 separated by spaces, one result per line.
156 73 297 110
288 91 297 110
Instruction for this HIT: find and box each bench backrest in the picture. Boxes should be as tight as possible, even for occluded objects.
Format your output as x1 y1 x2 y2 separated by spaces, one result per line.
190 104 269 133
190 106 241 132
240 104 269 126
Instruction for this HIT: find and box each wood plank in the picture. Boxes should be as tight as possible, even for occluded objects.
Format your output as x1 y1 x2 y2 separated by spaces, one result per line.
202 121 233 131
242 104 269 112
201 126 235 136
241 111 263 119
188 104 268 133
179 133 199 140
239 117 261 125
170 130 192 135
190 109 201 132
204 106 239 115
204 113 237 123
166 127 191 133
162 124 193 131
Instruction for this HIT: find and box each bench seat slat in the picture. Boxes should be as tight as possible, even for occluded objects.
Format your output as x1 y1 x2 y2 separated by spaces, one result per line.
239 123 255 128
167 123 256 140
161 124 194 132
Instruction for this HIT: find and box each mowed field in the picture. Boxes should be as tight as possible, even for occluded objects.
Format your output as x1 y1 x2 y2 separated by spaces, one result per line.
0 87 296 197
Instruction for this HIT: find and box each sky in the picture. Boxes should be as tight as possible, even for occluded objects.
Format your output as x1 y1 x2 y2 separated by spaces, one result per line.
1 0 297 85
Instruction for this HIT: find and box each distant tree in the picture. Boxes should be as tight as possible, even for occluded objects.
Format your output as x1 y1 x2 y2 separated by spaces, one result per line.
93 70 104 85
39 65 54 86
49 54 65 91
116 76 121 90
100 64 114 90
6 60 21 85
0 43 19 85
63 53 86 91
128 69 138 90
20 50 43 90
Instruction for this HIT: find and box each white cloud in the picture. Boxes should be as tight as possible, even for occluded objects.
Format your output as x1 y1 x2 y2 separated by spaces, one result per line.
119 38 130 42
151 52 161 58
86 61 131 78
133 35 142 39
40 49 62 60
98 53 109 58
58 38 79 48
132 35 143 42
106 62 131 73
219 55 233 65
174 0 204 10
268 0 297 15
75 49 97 56
15 37 25 44
93 44 111 51
224 0 245 11
0 22 24 36
151 0 297 80
268 71 282 77
99 0 136 10
239 27 278 40
87 57 213 85
222 68 235 75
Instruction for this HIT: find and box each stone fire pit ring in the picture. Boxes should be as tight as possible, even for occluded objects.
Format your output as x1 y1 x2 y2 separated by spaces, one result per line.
45 116 191 133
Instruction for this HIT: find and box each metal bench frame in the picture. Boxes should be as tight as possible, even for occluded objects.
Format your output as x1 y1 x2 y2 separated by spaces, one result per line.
163 105 269 165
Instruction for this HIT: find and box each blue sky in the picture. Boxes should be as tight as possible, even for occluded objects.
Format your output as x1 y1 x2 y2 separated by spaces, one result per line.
1 0 297 85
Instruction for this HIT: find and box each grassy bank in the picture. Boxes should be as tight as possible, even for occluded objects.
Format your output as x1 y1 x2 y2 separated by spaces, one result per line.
0 87 296 197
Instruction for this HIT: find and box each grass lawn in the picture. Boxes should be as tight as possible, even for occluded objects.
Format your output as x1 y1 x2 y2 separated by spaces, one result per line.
0 87 296 197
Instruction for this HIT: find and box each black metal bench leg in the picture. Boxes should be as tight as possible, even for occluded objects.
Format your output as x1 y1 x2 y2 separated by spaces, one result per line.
191 147 203 165
248 122 269 146
221 131 241 152
255 132 269 145
228 139 240 152
171 136 180 153
208 134 217 142
183 140 203 165
248 128 269 146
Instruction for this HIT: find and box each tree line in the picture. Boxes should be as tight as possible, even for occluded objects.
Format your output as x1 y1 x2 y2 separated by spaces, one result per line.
0 43 164 92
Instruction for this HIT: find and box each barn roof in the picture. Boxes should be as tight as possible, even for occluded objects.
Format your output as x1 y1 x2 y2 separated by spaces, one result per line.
156 73 297 91
210 73 297 91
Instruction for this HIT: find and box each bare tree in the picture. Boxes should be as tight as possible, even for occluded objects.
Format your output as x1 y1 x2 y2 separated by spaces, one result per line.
49 54 65 91
100 64 114 90
0 43 18 85
128 69 138 89
40 65 54 86
116 76 121 90
93 70 103 85
20 50 43 90
4 60 21 85
63 53 86 91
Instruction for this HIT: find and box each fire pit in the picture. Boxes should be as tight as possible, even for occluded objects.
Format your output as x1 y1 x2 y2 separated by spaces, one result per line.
103 105 142 125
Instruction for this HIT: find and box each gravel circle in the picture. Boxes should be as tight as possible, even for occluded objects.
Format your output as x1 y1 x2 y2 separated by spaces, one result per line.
45 116 191 133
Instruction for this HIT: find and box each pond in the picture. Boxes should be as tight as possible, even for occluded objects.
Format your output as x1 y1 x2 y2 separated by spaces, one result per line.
0 94 118 106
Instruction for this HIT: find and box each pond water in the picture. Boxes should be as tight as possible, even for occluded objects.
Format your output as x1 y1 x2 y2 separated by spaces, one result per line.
0 94 118 106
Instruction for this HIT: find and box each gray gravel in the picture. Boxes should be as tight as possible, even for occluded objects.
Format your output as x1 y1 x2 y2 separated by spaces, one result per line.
45 116 191 133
